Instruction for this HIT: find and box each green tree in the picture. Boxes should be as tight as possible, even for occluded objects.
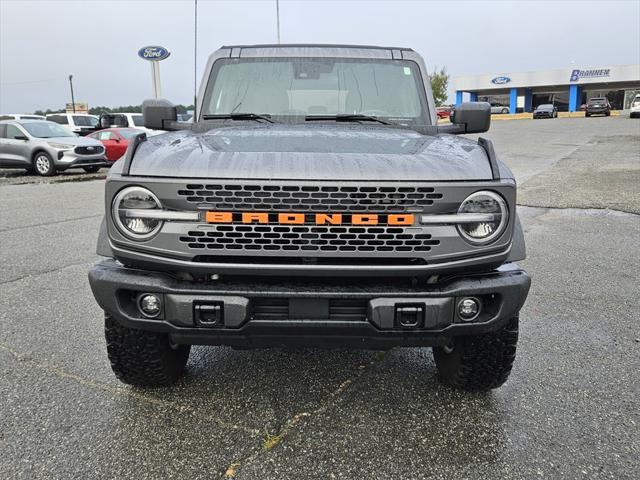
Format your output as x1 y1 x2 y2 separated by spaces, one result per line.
430 66 449 107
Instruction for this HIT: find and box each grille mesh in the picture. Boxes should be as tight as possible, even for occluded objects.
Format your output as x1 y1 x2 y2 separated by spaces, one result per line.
74 145 104 155
177 184 443 213
179 225 439 253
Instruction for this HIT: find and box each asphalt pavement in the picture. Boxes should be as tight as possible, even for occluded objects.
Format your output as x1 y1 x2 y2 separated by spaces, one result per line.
1 116 639 479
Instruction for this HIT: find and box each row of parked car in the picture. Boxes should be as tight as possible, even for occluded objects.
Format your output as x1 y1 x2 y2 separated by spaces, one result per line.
0 111 191 176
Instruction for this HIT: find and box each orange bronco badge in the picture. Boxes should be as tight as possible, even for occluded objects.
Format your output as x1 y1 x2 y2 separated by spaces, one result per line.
205 212 415 226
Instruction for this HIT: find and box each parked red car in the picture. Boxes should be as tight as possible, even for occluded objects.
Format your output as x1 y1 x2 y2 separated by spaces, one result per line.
87 128 144 162
436 107 451 119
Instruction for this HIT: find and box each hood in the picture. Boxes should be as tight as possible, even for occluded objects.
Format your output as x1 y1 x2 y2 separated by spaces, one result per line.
128 124 493 181
47 136 103 146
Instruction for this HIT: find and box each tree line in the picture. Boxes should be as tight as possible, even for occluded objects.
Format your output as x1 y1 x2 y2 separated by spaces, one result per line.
33 104 195 116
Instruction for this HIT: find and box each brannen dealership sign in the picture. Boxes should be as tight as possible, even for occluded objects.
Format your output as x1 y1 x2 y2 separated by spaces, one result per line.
570 68 611 82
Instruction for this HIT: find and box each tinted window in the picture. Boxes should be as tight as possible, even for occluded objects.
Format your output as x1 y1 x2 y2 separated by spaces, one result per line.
49 115 68 125
72 115 98 127
0 124 6 138
131 115 144 126
6 124 24 139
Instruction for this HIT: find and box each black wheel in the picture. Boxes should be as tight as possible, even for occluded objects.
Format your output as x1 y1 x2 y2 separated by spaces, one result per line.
501 108 509 114
83 166 101 173
433 316 519 391
605 111 611 117
585 112 590 117
104 313 190 387
33 151 56 176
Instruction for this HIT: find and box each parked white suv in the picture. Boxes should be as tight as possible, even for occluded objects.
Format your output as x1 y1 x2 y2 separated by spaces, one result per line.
630 95 640 118
46 113 99 135
97 112 160 135
0 114 46 121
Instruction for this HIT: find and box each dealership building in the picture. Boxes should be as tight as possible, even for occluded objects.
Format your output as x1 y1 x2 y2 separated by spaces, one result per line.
454 64 640 112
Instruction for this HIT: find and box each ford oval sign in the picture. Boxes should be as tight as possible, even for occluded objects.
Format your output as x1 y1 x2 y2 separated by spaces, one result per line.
491 76 511 85
138 46 171 61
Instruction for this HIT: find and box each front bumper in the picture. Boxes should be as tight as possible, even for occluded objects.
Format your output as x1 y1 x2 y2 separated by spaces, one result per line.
88 259 531 348
55 150 107 170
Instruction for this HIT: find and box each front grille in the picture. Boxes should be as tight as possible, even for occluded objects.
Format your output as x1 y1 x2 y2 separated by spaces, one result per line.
179 225 440 253
75 145 104 155
177 184 443 213
251 298 367 321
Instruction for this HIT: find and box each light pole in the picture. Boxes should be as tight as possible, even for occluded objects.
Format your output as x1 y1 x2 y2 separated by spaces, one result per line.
68 74 76 113
276 0 281 44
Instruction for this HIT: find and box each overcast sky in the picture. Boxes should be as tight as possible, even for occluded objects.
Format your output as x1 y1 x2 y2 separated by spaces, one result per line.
1 0 639 113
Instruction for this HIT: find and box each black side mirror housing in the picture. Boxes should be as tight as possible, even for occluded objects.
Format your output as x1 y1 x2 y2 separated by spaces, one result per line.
15 135 28 141
142 99 178 130
450 102 491 133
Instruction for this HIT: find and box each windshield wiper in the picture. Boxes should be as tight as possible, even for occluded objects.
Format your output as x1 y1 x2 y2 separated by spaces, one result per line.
305 114 390 125
202 113 274 123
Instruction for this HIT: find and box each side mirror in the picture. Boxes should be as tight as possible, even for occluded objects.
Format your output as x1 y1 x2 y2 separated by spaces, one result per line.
450 102 491 133
142 99 177 130
15 135 28 141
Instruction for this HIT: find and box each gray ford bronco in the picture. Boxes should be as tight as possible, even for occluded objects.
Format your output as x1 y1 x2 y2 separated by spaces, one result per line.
88 44 530 390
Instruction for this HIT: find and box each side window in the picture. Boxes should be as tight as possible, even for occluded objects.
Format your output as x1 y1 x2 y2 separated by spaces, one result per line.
6 124 25 139
50 115 69 125
0 124 6 138
98 131 113 141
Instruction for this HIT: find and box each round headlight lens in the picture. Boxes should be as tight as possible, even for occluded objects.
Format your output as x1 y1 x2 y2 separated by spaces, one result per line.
457 191 508 244
112 186 162 240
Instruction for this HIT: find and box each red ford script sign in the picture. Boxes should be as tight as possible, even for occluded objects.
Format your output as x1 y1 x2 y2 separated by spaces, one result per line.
138 46 171 61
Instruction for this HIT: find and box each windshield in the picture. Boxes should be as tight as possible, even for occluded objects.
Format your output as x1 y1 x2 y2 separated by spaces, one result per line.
201 57 430 125
588 98 605 104
73 115 98 127
538 104 553 109
22 121 75 138
118 128 143 139
131 115 144 126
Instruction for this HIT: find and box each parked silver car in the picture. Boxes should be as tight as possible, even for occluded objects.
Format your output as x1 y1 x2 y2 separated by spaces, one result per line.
0 120 107 176
490 103 510 114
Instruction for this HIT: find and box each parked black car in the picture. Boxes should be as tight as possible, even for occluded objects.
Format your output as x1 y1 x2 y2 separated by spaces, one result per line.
585 98 611 117
533 104 558 119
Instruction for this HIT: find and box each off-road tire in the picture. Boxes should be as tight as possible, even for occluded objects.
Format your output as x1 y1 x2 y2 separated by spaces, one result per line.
83 166 100 173
433 316 519 391
104 313 190 387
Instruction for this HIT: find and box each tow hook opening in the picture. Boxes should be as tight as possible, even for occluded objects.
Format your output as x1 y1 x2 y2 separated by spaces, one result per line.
395 305 425 329
194 302 224 327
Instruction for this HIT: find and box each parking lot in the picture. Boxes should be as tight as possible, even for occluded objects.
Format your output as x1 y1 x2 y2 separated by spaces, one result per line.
1 116 639 479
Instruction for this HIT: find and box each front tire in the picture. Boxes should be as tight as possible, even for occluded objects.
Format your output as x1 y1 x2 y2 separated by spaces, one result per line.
501 108 509 114
433 316 519 391
104 314 190 387
33 152 56 176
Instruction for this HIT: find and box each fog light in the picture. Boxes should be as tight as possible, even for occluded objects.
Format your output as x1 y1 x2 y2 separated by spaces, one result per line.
457 297 480 321
139 294 161 318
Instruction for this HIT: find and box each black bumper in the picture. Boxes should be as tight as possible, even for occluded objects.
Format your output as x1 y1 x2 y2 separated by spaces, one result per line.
88 259 530 349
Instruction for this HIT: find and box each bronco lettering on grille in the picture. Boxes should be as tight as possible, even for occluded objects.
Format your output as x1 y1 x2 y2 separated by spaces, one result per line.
204 211 415 226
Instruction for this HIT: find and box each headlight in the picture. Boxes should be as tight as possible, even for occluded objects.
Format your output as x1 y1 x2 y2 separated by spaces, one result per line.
457 191 508 244
112 186 163 240
47 142 74 149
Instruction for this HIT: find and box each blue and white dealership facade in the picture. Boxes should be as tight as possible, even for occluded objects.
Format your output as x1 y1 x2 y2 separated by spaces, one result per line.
454 64 640 112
